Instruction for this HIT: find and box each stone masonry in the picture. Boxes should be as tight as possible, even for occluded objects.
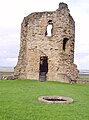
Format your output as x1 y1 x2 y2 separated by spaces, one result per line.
14 2 79 82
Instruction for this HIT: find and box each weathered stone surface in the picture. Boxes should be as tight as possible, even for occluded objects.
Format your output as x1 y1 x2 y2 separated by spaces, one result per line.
0 75 15 80
14 2 79 82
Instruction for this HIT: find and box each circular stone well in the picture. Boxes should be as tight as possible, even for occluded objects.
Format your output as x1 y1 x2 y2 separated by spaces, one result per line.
38 96 73 104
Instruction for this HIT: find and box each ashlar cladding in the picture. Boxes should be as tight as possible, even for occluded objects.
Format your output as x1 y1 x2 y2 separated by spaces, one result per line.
14 3 79 82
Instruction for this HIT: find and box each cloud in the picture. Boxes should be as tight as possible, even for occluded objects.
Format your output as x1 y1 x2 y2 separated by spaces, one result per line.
6 58 18 62
0 58 18 67
70 0 89 70
75 54 89 70
0 27 20 65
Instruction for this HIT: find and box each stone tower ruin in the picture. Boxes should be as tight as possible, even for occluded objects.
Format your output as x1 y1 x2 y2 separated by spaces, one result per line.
14 2 79 82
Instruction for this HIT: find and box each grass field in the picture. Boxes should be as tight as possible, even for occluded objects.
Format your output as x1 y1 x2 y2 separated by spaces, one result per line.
0 80 89 120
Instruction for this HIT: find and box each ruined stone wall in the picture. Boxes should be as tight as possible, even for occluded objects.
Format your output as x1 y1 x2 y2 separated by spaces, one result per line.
14 3 79 82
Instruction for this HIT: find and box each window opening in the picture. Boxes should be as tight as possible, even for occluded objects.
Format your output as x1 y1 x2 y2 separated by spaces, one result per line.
46 24 53 37
63 38 68 51
45 20 53 37
48 20 52 23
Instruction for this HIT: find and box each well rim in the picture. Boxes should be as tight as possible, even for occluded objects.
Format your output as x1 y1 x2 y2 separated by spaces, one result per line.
38 96 73 104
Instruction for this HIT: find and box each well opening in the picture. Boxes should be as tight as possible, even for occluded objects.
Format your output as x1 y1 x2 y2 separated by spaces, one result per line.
38 96 73 104
43 98 67 102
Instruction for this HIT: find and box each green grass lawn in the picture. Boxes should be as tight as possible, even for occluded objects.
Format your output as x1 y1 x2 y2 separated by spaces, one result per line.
0 80 89 120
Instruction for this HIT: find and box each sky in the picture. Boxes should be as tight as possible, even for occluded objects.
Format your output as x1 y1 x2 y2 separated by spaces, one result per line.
0 0 89 70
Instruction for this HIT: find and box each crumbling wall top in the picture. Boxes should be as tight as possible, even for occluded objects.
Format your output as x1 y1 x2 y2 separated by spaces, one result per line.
58 2 69 12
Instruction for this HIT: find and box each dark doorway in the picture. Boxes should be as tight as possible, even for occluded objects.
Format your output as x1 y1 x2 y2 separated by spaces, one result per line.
39 56 48 81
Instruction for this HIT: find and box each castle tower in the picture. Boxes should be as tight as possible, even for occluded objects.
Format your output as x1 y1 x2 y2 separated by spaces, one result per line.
14 3 79 82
